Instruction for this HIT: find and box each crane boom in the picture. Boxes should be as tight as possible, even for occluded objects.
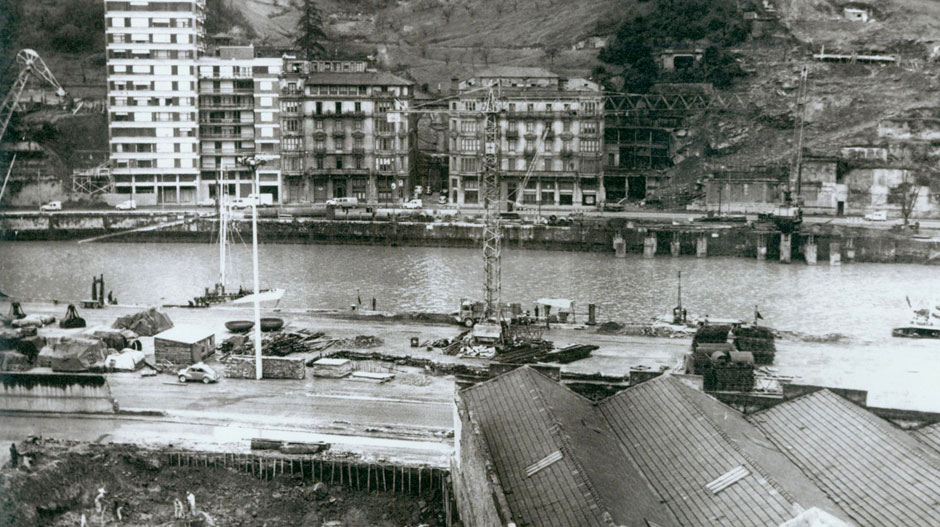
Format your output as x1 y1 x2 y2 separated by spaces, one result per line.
0 49 67 143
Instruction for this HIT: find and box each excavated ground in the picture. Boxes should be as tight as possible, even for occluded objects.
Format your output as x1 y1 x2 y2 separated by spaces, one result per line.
1 439 445 527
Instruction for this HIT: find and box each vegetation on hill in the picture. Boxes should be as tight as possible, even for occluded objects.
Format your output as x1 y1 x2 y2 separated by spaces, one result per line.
292 0 328 58
600 0 749 91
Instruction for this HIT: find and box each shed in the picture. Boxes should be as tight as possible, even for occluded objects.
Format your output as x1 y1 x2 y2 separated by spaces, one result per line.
311 358 353 378
154 325 215 366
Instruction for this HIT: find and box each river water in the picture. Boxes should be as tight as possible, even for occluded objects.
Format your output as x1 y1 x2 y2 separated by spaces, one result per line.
2 241 938 344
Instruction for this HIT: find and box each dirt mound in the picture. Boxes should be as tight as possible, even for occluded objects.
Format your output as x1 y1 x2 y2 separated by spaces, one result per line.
0 440 445 527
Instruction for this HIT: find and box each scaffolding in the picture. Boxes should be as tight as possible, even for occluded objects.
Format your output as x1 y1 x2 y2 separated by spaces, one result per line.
72 163 114 196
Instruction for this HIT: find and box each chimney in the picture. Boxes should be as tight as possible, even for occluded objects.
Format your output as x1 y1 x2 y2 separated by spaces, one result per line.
450 77 459 95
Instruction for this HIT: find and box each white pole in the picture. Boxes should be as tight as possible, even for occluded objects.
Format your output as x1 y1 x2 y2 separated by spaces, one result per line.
251 165 262 380
219 166 226 288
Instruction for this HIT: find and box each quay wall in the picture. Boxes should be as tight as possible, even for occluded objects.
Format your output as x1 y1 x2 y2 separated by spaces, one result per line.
2 213 939 263
0 373 116 413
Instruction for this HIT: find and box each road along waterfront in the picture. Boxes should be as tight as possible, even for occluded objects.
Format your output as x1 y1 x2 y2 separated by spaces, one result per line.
3 241 939 344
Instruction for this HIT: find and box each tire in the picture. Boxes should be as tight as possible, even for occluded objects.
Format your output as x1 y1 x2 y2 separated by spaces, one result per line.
463 317 475 328
178 375 187 383
202 377 211 384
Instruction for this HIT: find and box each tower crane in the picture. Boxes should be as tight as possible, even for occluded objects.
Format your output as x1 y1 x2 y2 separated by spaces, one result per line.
0 49 67 144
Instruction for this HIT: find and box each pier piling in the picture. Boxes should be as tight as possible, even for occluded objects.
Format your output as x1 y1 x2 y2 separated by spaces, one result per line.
780 234 792 263
756 235 767 261
696 234 708 258
830 241 841 266
643 233 657 259
613 234 626 258
804 236 817 265
670 233 680 257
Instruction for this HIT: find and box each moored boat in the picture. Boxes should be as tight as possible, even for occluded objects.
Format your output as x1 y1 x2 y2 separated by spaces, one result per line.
225 320 254 333
892 325 940 339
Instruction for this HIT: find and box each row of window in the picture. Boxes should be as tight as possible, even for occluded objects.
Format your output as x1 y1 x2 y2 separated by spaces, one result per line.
108 33 195 44
108 49 196 60
112 142 195 153
111 96 194 107
111 127 196 137
451 156 601 173
281 156 402 172
108 15 197 28
107 2 201 13
110 80 196 92
451 119 599 134
112 112 196 123
451 100 600 114
113 158 197 169
110 64 194 76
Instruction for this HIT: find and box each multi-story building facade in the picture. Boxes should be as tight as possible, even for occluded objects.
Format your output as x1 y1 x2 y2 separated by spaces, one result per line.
105 0 205 204
279 57 416 204
449 67 604 208
197 46 283 202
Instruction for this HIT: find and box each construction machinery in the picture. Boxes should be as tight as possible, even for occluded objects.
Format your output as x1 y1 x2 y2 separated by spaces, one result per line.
0 49 67 203
770 65 808 234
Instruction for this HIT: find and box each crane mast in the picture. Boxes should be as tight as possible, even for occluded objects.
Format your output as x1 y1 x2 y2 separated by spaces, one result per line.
0 49 67 143
480 89 502 320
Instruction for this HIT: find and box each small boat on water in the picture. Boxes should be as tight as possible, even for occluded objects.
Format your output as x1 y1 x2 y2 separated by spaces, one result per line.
892 298 940 339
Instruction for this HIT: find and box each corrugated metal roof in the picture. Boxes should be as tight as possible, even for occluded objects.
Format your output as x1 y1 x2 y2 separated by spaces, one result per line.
153 325 215 344
749 390 940 527
475 66 559 78
599 377 796 527
303 71 413 86
913 422 940 455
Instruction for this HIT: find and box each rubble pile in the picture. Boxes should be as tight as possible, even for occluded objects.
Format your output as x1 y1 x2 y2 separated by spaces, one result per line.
221 329 328 357
0 439 446 527
111 308 173 336
333 335 383 348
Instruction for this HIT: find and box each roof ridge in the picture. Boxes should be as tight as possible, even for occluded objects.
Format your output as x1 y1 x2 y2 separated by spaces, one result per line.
527 372 613 527
667 376 800 506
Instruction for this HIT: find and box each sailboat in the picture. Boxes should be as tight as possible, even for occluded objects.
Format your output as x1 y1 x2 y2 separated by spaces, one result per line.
188 165 284 307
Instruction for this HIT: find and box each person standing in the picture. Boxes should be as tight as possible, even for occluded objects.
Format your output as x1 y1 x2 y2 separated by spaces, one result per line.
9 443 17 468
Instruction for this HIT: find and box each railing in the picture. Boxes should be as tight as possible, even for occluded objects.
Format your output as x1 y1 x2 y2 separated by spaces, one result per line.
200 133 255 140
199 118 253 124
199 88 255 95
201 102 254 109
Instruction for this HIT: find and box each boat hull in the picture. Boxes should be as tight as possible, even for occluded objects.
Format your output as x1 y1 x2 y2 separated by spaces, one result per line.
892 326 940 339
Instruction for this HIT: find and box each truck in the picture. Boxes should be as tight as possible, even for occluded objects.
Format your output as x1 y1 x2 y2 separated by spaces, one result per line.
456 298 522 327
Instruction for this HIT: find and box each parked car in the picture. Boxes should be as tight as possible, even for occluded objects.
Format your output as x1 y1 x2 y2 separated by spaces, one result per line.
602 198 628 212
325 197 359 208
197 198 216 207
403 199 423 209
864 210 887 221
438 195 448 205
40 200 62 211
230 197 253 209
177 363 219 384
115 200 137 210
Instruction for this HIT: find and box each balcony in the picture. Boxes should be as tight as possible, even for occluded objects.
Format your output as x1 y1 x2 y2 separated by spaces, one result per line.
561 149 575 159
332 111 367 119
201 101 254 109
375 129 396 136
352 146 366 156
332 130 346 139
199 88 255 95
200 118 253 125
313 146 327 156
200 133 255 140
505 129 519 139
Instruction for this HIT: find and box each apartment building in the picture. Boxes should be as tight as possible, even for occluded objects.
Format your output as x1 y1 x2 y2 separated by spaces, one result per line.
449 67 604 208
105 0 205 204
279 57 416 204
197 46 283 202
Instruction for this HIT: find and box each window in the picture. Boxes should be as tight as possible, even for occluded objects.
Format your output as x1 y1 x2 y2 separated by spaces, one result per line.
281 101 299 113
376 119 394 133
283 137 301 151
378 137 394 151
353 119 363 130
582 101 598 115
336 157 343 169
460 157 479 172
376 101 392 113
460 138 480 152
376 157 394 171
508 139 517 152
508 121 518 132
582 121 598 134
608 153 616 166
285 119 299 132
527 103 535 112
315 120 324 130
314 139 326 150
463 177 479 189
581 139 599 152
460 120 477 133
465 101 476 111
354 102 361 113
525 122 534 133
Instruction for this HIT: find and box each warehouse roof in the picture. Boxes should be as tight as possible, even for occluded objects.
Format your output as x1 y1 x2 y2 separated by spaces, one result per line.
459 369 857 527
913 422 940 455
154 325 215 344
304 71 413 86
749 389 940 527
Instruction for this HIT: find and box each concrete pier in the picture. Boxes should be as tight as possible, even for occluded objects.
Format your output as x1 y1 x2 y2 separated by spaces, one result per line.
830 242 841 266
670 237 681 257
696 234 708 258
845 238 855 262
643 233 658 259
780 234 792 263
804 237 818 265
613 234 626 258
756 235 767 261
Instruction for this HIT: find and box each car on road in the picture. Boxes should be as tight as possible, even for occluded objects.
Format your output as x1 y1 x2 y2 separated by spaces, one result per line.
197 198 216 207
115 200 137 210
602 198 628 212
864 210 887 221
402 199 423 209
230 197 255 209
177 363 219 384
40 201 62 211
325 197 359 208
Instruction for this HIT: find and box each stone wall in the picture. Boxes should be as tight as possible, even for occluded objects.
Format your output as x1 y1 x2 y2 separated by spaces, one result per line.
453 398 512 527
0 373 116 413
224 355 306 380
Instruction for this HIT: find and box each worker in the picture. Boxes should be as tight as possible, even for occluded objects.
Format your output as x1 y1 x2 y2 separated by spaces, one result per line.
95 488 106 514
9 443 18 468
107 291 114 304
173 499 184 519
80 514 87 527
187 491 196 515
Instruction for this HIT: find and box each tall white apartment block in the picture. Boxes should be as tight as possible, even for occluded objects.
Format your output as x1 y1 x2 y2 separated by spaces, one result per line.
105 0 205 204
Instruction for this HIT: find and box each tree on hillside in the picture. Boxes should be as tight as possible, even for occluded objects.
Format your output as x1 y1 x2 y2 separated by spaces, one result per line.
888 172 931 226
293 0 327 58
544 44 560 67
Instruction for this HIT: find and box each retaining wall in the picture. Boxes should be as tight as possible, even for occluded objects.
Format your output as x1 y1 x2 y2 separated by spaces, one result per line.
224 356 306 379
0 373 116 413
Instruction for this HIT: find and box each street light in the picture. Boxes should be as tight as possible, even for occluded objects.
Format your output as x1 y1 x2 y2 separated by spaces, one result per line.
236 155 268 380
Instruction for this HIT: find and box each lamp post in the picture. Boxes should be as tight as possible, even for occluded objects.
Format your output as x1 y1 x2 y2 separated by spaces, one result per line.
236 154 267 380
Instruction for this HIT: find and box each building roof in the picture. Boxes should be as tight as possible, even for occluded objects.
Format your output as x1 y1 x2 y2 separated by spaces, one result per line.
303 71 413 86
154 325 215 344
749 390 940 527
474 66 559 79
459 369 855 527
599 376 801 527
460 367 674 527
913 422 940 455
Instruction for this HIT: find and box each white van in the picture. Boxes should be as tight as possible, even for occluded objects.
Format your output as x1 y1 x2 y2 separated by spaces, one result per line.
326 197 359 208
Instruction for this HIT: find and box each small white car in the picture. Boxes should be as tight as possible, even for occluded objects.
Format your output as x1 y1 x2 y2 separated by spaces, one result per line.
230 197 254 209
177 363 220 384
325 197 359 208
40 201 62 211
864 211 887 221
197 198 216 207
115 200 137 210
403 199 423 209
